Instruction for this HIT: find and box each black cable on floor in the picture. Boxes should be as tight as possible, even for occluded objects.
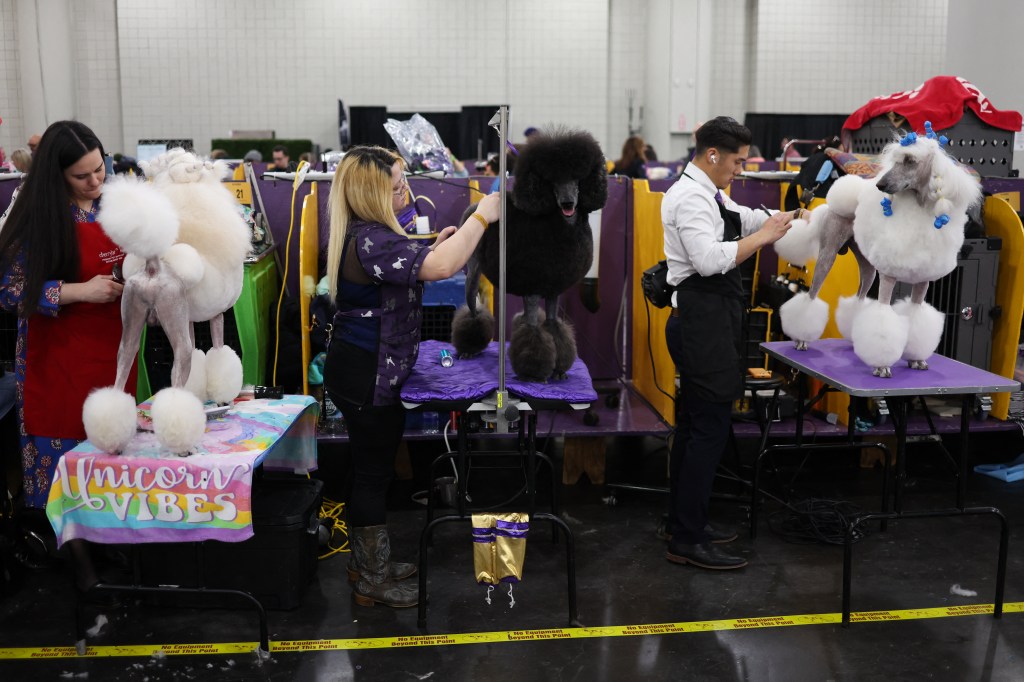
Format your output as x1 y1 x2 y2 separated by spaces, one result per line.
767 498 868 545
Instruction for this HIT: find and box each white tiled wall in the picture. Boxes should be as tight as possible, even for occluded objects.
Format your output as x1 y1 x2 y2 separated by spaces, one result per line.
607 0 649 156
708 0 754 121
115 0 612 156
70 0 122 153
753 0 948 113
0 0 25 157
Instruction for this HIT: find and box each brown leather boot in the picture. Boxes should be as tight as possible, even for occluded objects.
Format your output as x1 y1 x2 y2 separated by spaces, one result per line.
350 525 418 608
346 556 416 583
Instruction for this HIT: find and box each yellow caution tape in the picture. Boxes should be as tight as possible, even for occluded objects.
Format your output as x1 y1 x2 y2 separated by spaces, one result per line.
2 602 1020 659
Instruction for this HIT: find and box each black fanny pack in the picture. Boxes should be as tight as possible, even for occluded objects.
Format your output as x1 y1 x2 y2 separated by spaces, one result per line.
641 260 673 308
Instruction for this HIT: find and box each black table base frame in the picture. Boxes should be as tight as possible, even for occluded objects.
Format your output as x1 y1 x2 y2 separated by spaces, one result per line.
842 506 1009 627
750 441 893 539
76 582 270 654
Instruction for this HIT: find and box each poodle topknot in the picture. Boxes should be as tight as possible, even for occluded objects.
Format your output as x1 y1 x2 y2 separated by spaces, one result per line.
512 127 608 219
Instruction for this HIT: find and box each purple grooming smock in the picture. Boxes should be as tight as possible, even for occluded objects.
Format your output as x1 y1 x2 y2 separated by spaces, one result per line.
332 220 431 406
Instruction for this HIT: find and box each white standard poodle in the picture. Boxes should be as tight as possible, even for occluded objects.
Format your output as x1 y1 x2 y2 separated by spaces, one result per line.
83 149 252 454
776 122 982 377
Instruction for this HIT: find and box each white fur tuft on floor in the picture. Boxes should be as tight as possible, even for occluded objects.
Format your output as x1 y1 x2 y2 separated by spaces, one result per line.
82 387 138 454
779 292 830 344
893 298 945 362
151 387 207 453
850 301 909 369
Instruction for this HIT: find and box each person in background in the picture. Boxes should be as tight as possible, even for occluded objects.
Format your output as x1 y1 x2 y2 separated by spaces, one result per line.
27 134 41 155
446 147 469 178
746 145 765 163
661 116 799 571
209 148 229 160
10 148 31 173
243 149 263 163
323 146 500 608
0 120 130 590
269 145 297 172
483 156 502 194
523 126 540 142
644 144 659 162
299 151 314 167
612 135 648 179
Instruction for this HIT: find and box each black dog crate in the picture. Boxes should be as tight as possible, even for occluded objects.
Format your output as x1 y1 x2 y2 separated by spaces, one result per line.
137 476 322 610
850 110 1015 176
891 237 1001 371
422 304 455 343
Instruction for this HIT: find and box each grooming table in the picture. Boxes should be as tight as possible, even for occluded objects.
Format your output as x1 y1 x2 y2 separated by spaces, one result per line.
46 395 319 653
761 339 1018 626
402 340 597 628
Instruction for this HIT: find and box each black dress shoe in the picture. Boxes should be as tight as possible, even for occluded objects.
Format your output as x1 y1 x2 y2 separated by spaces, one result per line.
666 542 747 570
655 521 737 544
705 525 738 544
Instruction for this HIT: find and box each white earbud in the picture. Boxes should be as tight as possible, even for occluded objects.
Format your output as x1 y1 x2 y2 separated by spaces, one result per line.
711 154 718 163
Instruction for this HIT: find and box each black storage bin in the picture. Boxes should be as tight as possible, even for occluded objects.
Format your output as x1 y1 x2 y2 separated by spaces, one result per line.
137 476 323 610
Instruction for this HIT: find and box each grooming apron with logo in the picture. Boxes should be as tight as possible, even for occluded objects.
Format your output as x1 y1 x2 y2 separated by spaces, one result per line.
23 221 134 439
673 202 746 403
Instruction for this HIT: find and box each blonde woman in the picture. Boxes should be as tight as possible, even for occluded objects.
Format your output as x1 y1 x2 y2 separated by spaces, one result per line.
323 146 499 608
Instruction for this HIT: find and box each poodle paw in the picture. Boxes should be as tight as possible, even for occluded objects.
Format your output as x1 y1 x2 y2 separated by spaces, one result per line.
872 366 893 378
795 340 808 351
908 359 929 370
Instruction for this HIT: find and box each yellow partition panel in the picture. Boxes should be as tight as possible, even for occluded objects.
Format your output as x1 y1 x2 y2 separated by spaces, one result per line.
631 180 675 424
982 195 1024 420
298 182 320 395
776 193 861 422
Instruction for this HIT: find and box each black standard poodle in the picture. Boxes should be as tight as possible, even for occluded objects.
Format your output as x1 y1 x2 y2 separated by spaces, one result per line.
452 127 608 381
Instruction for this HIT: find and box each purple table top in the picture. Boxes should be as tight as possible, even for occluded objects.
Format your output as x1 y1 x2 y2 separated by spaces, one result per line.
762 339 1020 397
401 340 598 407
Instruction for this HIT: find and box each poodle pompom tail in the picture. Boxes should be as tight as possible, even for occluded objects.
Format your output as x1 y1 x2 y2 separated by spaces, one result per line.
773 216 820 265
163 243 205 287
151 387 207 453
98 176 180 258
451 306 495 357
183 348 207 401
122 253 144 279
835 295 868 339
205 346 244 404
893 299 945 362
850 302 909 370
82 387 138 454
779 293 829 344
825 175 868 219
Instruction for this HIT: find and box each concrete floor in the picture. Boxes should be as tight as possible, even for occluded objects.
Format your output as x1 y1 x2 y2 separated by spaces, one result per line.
2 428 1023 681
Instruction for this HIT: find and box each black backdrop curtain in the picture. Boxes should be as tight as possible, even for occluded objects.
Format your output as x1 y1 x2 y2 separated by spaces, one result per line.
743 113 849 158
348 106 502 161
458 106 502 161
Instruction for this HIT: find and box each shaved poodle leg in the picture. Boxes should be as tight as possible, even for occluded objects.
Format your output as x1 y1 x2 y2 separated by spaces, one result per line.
210 313 224 349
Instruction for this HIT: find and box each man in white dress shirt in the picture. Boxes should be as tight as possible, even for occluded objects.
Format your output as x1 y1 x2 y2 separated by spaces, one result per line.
661 116 802 570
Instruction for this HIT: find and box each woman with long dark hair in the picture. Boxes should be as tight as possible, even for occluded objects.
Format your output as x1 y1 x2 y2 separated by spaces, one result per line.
0 121 129 518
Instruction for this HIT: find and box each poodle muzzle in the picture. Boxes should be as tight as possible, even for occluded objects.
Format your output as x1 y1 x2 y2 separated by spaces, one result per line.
555 181 579 221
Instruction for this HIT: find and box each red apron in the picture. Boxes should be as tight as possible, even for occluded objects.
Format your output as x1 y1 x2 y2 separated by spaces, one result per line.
23 221 137 439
